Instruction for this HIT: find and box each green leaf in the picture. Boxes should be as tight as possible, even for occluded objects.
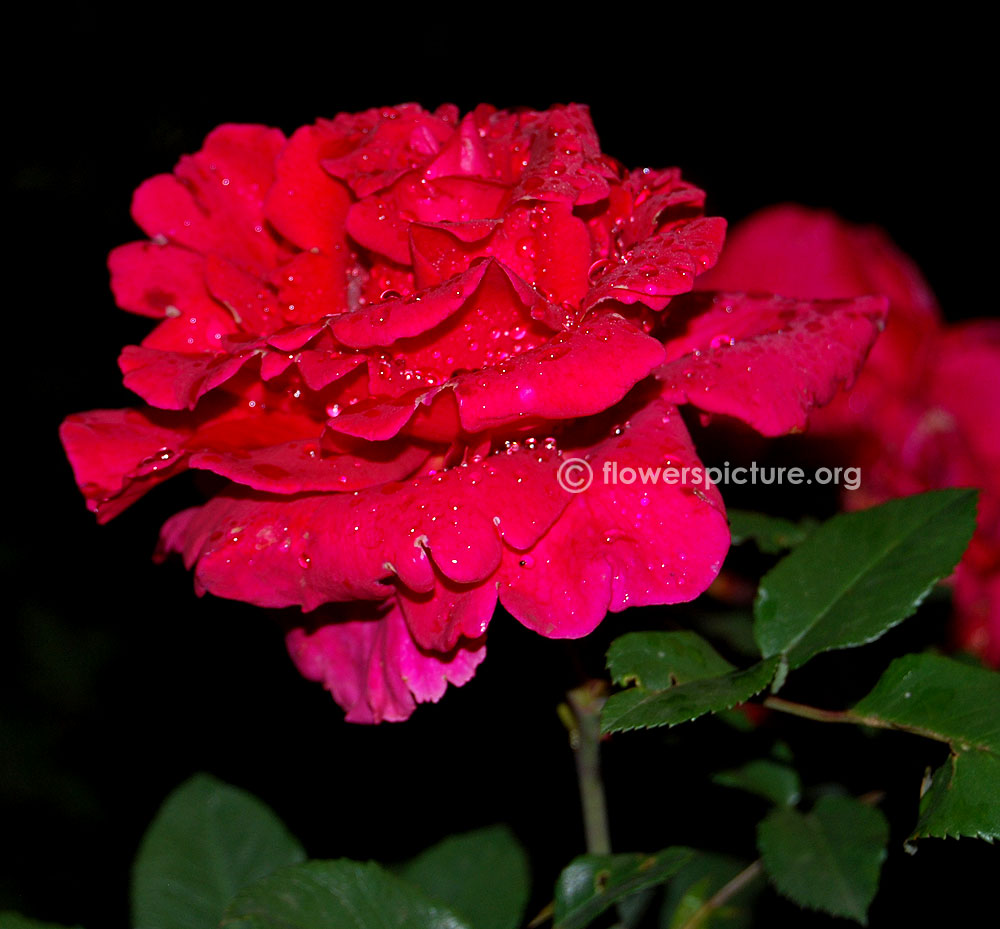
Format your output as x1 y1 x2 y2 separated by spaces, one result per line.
660 853 760 929
693 613 760 659
728 510 813 553
713 760 802 807
916 750 1000 842
851 653 1000 841
616 888 656 928
607 631 735 690
757 795 888 924
554 848 694 929
601 659 779 735
754 490 977 671
400 825 530 929
0 915 82 929
132 773 305 929
221 860 470 929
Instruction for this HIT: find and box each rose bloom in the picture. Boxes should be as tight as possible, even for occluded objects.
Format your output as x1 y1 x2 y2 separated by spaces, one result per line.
60 106 884 722
702 205 1000 665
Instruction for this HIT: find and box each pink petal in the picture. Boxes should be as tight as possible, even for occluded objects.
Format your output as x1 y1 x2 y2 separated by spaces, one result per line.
159 443 568 610
264 123 353 254
363 260 553 395
656 291 887 435
266 319 331 352
619 168 707 249
699 205 942 430
286 601 485 723
701 204 940 317
954 563 1000 666
119 342 261 410
295 349 367 392
511 105 612 205
321 105 456 197
453 312 666 433
187 436 429 493
346 174 508 264
332 260 492 348
409 220 499 288
929 321 1000 472
272 251 349 324
140 304 240 354
326 385 444 441
423 112 493 179
204 255 281 334
108 241 216 319
59 409 190 523
583 217 727 311
498 393 729 637
132 124 285 274
398 575 498 651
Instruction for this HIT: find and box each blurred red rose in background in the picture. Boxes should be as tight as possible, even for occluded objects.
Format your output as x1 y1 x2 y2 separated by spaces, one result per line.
702 205 1000 665
60 107 884 721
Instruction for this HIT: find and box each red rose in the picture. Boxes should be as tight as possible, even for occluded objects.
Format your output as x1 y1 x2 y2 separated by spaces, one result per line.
703 204 1000 665
60 107 884 721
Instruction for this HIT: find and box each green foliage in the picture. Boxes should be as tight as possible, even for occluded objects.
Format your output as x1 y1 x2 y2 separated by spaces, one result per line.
727 510 813 553
601 659 779 734
753 490 977 671
712 760 802 807
607 632 736 690
0 915 81 929
915 751 1000 842
757 795 889 924
659 853 760 929
131 774 305 929
221 860 470 929
20 491 997 928
399 826 530 929
553 849 694 929
851 653 1000 840
691 613 759 659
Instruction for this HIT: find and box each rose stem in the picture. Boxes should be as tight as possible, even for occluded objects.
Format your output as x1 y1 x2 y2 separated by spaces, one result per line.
563 680 612 856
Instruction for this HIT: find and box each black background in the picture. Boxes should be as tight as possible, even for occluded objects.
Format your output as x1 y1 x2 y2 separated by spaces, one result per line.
4 6 997 927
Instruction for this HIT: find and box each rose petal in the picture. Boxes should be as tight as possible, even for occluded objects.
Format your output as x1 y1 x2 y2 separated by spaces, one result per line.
656 291 887 435
954 563 1000 666
59 409 190 523
397 574 498 651
332 260 492 348
322 105 455 197
409 220 500 288
272 251 348 324
286 601 485 723
133 124 285 273
296 349 367 392
188 436 429 493
346 174 508 264
584 216 727 311
453 312 666 433
701 204 940 316
498 393 729 637
423 112 493 179
511 105 612 205
159 443 568 609
204 255 281 333
620 168 707 249
119 343 261 410
140 303 240 354
264 122 353 254
108 241 216 319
